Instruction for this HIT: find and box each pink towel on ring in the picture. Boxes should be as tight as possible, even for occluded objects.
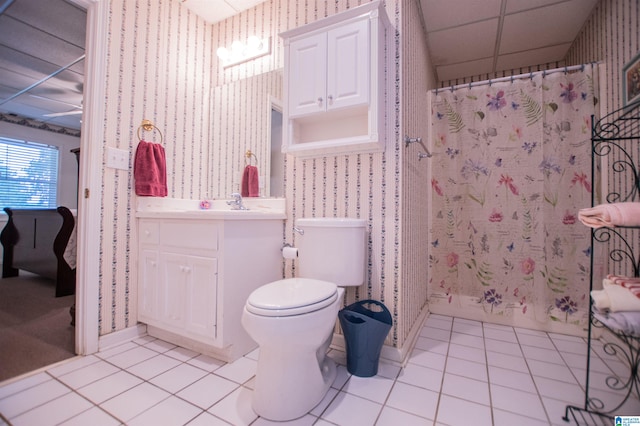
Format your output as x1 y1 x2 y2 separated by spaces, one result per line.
578 202 640 228
134 140 167 197
241 165 259 197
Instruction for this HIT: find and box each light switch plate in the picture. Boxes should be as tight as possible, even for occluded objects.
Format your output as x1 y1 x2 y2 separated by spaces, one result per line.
106 147 129 170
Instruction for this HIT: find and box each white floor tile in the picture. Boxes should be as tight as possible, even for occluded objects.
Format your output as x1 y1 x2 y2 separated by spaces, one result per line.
149 363 208 394
407 348 447 371
3 314 640 426
444 355 487 381
0 372 50 399
435 394 492 426
385 382 439 420
488 365 537 394
164 346 199 362
321 391 382 426
57 406 121 426
490 383 548 421
482 327 518 343
450 331 485 349
186 354 226 372
126 353 182 380
128 395 201 426
207 386 257 426
76 370 143 404
57 360 120 389
103 346 158 369
376 406 431 425
396 362 443 392
441 373 490 405
342 375 394 404
521 345 566 365
420 326 451 342
9 392 93 426
486 350 528 371
0 379 70 419
484 337 523 357
213 356 257 384
492 408 550 426
99 382 170 422
447 342 486 364
186 411 232 425
527 358 578 383
176 374 239 410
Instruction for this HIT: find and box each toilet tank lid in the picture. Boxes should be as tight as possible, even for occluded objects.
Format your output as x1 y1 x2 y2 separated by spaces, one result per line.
295 217 367 227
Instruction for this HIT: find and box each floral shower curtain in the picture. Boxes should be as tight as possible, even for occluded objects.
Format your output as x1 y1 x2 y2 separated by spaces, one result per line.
429 65 598 334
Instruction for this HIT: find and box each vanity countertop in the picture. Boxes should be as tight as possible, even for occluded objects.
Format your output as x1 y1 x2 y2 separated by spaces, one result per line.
135 197 286 220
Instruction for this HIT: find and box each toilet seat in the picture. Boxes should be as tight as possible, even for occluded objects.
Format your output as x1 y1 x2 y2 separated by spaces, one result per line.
246 278 338 317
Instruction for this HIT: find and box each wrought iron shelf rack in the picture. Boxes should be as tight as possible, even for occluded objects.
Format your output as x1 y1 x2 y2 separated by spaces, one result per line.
564 99 640 425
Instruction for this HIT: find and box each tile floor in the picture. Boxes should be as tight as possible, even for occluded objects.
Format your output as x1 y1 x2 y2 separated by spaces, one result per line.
1 314 639 425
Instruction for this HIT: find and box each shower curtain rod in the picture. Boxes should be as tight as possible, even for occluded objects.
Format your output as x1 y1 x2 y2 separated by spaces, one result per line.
435 62 597 93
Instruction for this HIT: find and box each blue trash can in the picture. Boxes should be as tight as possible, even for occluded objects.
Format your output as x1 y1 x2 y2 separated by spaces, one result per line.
338 300 392 377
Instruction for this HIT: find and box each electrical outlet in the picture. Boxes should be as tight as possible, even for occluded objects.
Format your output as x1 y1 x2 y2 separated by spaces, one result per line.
106 147 129 170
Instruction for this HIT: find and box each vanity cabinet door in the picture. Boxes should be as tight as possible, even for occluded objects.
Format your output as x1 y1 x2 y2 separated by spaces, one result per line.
158 252 218 339
138 248 159 323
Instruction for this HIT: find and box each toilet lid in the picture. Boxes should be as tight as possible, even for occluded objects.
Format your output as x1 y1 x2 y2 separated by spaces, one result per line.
246 278 338 317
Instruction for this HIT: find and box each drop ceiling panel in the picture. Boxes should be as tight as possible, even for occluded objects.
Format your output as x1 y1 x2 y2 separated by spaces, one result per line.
420 0 502 32
436 57 495 82
428 18 498 65
496 43 571 71
505 0 571 14
500 1 596 54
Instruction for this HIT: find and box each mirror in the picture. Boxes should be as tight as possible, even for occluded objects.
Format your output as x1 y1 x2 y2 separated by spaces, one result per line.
209 69 283 198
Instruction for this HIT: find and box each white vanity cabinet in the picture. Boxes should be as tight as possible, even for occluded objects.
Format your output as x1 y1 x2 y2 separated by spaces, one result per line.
137 216 283 362
281 0 390 158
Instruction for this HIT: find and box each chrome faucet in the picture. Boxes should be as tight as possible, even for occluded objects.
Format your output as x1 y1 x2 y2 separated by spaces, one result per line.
226 192 248 210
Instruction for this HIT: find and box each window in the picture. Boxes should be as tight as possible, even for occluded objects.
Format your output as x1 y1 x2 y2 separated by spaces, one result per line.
0 137 59 209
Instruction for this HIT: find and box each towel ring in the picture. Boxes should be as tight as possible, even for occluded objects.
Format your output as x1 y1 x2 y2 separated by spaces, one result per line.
245 149 258 166
137 119 164 144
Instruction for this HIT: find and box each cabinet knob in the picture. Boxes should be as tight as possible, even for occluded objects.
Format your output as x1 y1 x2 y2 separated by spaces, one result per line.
317 97 323 106
327 95 333 104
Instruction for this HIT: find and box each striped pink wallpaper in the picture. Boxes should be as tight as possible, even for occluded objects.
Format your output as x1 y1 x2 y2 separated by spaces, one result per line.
98 0 435 357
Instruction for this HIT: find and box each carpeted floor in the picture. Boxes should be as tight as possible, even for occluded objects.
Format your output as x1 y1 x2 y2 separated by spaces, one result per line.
0 272 75 383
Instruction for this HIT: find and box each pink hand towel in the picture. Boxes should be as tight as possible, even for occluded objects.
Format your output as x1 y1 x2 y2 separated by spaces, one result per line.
241 165 259 197
578 202 640 228
134 140 167 197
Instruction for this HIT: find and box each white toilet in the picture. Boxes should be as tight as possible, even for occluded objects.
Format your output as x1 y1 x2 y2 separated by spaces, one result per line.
241 217 366 421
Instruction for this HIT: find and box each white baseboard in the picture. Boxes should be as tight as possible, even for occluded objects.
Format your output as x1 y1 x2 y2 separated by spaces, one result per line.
98 323 147 351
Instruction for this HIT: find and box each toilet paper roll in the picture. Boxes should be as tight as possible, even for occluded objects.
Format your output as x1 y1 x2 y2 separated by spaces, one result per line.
282 246 298 259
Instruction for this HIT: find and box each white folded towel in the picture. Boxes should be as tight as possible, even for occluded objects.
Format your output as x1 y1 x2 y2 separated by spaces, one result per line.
578 202 640 228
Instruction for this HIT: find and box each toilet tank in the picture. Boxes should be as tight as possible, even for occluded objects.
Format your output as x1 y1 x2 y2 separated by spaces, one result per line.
295 217 366 286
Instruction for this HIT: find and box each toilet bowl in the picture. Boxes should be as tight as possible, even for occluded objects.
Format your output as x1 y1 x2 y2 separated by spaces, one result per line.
241 218 366 421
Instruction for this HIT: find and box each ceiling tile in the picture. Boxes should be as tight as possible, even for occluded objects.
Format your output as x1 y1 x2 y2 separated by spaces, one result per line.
181 0 238 23
500 1 597 54
420 0 502 32
496 43 571 72
437 58 495 82
428 18 499 65
505 0 569 14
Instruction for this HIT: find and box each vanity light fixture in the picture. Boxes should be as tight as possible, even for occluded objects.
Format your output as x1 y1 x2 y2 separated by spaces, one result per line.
216 36 271 68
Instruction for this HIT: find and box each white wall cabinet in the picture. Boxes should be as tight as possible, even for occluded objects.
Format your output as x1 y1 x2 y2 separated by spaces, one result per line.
137 217 282 362
281 0 390 158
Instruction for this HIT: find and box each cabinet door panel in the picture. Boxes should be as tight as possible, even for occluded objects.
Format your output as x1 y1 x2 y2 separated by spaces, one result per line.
288 33 327 117
327 18 369 111
138 249 159 322
160 253 188 329
185 256 218 339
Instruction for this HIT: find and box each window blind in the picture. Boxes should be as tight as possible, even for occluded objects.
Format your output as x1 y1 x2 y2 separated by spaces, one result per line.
0 137 59 209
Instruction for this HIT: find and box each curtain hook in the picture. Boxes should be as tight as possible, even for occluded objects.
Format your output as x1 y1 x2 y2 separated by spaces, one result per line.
529 72 533 80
